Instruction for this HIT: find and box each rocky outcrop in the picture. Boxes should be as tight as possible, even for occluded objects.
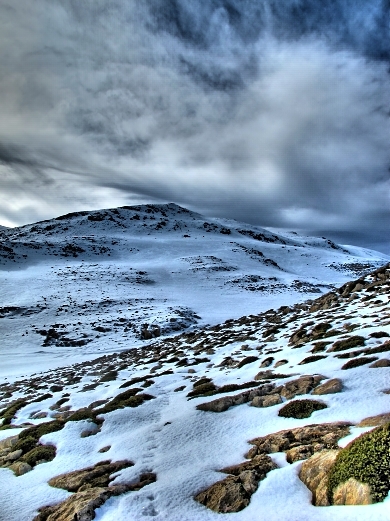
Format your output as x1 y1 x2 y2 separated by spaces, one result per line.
195 454 277 513
299 450 339 506
280 375 324 399
48 460 134 492
33 487 111 521
34 471 157 521
251 394 282 408
247 422 351 460
196 384 275 412
312 378 342 395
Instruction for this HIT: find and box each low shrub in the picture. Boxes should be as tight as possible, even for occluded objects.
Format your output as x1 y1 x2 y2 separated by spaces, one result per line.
22 444 56 466
328 422 390 503
278 399 327 419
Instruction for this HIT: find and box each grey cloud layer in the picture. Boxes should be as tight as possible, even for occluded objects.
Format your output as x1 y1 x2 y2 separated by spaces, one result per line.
0 1 389 251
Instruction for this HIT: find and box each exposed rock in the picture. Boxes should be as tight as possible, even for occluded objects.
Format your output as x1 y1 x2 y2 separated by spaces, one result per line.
195 454 277 513
0 435 19 451
196 384 274 413
251 394 282 408
260 357 274 368
312 378 343 395
280 375 324 399
33 487 111 521
48 460 134 492
299 450 339 506
274 359 288 368
369 359 390 368
357 413 390 427
35 473 157 521
195 476 251 513
286 445 314 463
247 422 351 459
9 461 32 476
5 449 23 461
333 478 372 505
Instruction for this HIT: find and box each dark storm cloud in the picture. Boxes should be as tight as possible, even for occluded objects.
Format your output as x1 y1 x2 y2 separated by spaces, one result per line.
0 0 389 252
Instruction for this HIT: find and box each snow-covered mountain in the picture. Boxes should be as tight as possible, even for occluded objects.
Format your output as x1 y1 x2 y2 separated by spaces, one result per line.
1 260 390 521
0 203 388 380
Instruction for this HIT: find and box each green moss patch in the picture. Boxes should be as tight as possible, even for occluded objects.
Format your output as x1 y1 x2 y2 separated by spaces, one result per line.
278 399 327 419
94 388 154 415
18 420 65 441
328 423 390 503
22 445 56 466
0 398 29 426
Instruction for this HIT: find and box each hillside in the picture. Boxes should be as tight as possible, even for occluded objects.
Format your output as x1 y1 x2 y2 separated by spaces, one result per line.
0 203 387 381
0 262 390 520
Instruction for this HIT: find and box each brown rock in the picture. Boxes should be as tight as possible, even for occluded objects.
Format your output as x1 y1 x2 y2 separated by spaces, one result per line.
280 375 324 399
274 360 288 368
262 394 282 407
34 487 110 521
195 476 250 513
0 435 19 452
369 359 390 368
48 460 134 492
251 394 282 408
5 449 22 462
357 412 390 427
312 378 343 395
286 445 313 463
333 478 372 505
196 384 274 413
299 450 339 506
9 461 32 476
195 454 277 513
248 422 351 458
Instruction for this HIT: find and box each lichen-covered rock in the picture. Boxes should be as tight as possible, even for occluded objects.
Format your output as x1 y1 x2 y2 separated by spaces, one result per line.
333 478 372 505
312 378 343 395
299 450 339 506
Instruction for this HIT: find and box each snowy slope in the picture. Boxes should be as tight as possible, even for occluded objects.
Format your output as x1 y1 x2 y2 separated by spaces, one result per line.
0 264 389 521
0 203 388 381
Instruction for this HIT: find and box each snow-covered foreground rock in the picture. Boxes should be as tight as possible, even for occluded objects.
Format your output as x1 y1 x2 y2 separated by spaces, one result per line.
0 203 387 380
1 262 390 520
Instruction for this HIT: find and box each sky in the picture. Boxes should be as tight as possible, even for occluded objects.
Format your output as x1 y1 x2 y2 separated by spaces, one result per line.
0 0 389 253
